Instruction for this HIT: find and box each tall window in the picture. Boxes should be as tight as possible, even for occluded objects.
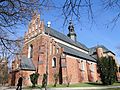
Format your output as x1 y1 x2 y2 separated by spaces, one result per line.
90 63 94 72
81 60 85 71
50 43 52 55
52 57 56 68
53 45 55 55
28 44 33 58
56 48 59 54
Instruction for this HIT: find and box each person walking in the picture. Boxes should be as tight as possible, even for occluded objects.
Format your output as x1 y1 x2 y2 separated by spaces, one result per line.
16 76 23 90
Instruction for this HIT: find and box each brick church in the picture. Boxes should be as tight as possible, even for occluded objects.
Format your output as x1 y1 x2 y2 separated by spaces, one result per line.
9 14 120 86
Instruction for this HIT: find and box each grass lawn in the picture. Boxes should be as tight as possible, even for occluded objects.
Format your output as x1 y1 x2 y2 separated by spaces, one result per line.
47 82 120 88
113 82 120 86
25 82 120 89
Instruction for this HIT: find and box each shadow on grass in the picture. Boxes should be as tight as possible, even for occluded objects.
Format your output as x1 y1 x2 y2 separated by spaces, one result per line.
86 82 120 86
86 82 105 86
24 85 42 89
23 82 120 89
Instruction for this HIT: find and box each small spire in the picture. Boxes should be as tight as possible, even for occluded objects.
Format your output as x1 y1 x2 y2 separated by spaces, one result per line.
68 19 74 32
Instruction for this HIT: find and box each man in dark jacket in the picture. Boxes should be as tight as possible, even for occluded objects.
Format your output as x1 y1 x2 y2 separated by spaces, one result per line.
16 76 23 90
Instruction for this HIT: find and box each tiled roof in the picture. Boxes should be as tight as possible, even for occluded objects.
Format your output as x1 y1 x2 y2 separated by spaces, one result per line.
89 45 115 55
44 26 89 51
19 55 36 71
58 43 96 62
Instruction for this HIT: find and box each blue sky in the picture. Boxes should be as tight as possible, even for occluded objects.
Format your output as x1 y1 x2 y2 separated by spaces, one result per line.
17 0 120 64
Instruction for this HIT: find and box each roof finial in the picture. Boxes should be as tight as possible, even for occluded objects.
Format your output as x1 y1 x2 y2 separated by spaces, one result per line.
68 19 74 32
47 21 51 28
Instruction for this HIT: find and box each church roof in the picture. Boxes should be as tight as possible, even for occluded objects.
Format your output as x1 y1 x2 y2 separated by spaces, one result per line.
19 55 36 71
58 43 96 62
45 26 89 51
89 45 115 55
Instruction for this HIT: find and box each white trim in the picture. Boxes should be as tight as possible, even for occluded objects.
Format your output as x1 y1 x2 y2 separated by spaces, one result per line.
52 37 88 54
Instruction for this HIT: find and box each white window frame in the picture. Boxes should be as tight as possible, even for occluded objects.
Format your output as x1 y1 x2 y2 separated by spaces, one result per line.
28 44 33 58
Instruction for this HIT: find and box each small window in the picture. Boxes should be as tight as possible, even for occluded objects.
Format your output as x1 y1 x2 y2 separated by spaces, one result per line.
52 58 56 68
16 63 19 69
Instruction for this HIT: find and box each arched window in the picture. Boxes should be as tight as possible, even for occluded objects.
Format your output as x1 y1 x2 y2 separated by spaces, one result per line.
52 57 56 68
28 44 33 58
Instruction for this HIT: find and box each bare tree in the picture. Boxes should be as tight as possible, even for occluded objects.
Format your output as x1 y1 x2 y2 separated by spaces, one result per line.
101 0 120 28
0 47 9 85
62 0 93 25
0 0 94 55
1 0 120 54
0 0 42 52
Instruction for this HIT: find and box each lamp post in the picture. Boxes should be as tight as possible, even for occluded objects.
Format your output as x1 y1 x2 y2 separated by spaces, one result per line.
45 21 51 90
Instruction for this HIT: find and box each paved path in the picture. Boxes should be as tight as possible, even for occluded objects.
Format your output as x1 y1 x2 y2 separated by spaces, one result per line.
0 86 120 90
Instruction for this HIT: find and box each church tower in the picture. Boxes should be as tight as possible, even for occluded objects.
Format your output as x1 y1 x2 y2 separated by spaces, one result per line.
67 20 76 41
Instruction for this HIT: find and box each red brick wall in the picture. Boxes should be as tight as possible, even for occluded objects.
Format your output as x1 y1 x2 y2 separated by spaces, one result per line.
61 55 98 84
22 33 63 85
62 55 90 84
10 14 100 86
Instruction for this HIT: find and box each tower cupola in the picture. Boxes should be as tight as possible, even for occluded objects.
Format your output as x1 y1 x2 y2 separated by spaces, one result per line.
67 20 76 41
